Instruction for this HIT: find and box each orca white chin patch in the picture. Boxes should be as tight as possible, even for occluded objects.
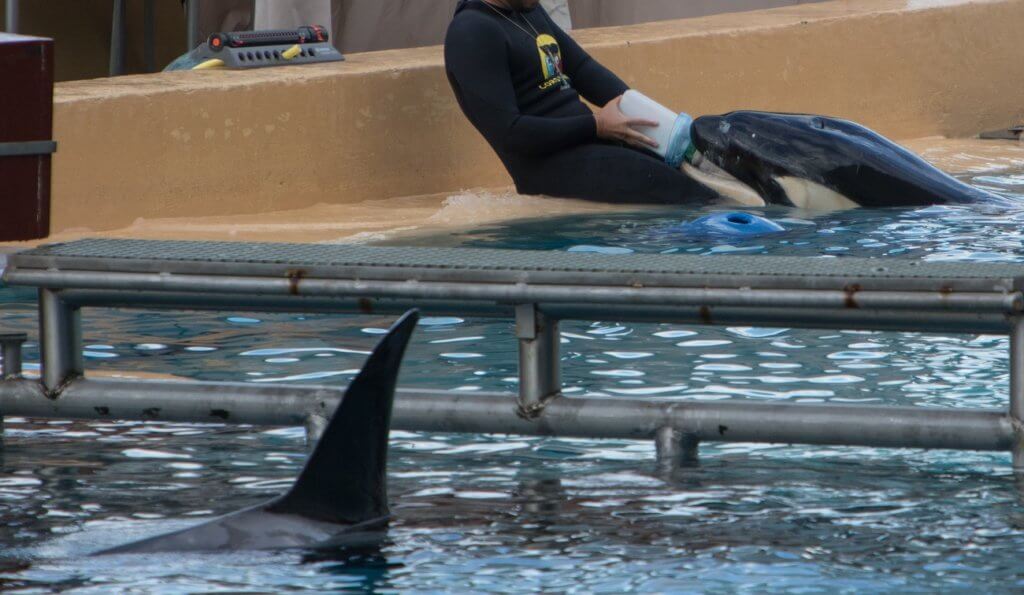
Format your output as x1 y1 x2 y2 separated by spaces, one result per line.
682 153 766 207
774 177 860 211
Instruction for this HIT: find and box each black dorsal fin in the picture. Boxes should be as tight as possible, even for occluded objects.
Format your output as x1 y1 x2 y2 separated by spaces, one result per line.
268 310 419 524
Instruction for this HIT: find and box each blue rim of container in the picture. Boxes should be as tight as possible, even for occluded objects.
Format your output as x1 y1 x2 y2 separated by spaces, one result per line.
664 113 693 169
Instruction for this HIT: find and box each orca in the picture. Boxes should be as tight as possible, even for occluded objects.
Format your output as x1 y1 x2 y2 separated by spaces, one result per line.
96 310 419 554
683 111 1016 210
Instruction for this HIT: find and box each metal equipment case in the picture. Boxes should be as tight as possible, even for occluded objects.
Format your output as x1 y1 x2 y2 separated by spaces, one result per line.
0 33 55 241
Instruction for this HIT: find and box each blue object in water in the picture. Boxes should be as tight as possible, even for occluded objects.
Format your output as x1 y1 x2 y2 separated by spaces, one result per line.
676 211 786 237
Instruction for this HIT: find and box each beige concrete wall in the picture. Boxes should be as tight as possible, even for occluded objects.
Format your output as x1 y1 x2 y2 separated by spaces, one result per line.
569 0 826 28
50 0 1024 234
327 0 824 53
1 0 823 80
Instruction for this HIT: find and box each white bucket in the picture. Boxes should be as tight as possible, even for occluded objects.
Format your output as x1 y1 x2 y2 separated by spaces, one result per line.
618 90 694 168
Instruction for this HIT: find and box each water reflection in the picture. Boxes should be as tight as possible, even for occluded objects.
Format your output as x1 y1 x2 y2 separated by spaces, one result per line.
304 544 399 594
2 412 1024 590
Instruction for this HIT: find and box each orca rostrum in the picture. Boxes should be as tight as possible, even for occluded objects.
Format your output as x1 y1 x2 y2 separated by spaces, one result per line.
97 310 419 554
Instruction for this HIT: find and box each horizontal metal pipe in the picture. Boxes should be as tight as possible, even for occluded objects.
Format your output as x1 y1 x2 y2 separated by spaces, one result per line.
402 391 1013 451
59 290 515 319
541 304 1011 334
53 290 1012 334
0 378 1013 452
6 270 1019 313
1 378 335 427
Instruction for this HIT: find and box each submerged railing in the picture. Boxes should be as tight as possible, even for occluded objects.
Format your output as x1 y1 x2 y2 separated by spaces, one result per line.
1 238 1023 467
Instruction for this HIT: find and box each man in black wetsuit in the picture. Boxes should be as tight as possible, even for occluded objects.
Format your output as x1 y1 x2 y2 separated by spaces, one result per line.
444 0 717 204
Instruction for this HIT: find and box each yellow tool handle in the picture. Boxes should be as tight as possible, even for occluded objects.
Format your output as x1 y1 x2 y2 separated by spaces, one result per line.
192 58 225 70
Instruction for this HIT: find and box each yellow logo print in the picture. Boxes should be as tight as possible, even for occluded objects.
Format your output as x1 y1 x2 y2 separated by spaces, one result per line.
536 34 569 90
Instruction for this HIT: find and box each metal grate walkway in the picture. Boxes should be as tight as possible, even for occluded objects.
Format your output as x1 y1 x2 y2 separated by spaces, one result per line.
11 238 1024 291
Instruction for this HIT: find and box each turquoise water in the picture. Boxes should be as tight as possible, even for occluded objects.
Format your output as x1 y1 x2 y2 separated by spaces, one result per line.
3 171 1024 592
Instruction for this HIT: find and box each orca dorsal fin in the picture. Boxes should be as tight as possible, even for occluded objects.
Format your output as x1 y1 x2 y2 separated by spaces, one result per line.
268 310 419 524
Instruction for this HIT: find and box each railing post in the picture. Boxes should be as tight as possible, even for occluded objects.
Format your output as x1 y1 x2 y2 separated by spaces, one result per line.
515 304 560 418
143 0 156 72
1011 317 1024 469
5 0 19 34
0 333 26 379
39 289 83 396
655 426 699 469
305 410 328 449
109 0 127 76
186 0 201 50
0 332 27 450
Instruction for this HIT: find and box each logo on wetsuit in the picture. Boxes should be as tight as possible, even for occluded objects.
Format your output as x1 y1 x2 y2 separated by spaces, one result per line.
536 34 570 91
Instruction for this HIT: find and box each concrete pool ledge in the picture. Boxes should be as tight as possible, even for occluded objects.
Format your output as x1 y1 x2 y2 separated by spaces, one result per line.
44 0 1024 239
9 136 1020 248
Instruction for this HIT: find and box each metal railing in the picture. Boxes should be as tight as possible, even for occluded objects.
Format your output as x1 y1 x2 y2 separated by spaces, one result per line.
2 239 1023 467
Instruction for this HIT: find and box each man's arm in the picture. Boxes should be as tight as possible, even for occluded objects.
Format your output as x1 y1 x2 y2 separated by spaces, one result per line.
444 15 597 157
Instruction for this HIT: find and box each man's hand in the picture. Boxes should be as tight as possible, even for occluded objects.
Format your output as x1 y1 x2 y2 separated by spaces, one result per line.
594 95 659 149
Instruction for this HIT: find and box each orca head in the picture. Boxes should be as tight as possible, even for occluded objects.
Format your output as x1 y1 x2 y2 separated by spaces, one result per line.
691 111 858 207
692 112 1011 209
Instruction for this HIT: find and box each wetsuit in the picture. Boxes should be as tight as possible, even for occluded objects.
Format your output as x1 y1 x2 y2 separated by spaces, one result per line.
444 0 716 204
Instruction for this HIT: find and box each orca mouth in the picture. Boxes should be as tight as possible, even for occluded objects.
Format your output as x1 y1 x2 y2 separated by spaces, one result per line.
689 150 731 178
681 150 766 207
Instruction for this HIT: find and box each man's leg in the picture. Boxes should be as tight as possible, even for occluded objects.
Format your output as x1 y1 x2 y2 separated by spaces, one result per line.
516 143 717 205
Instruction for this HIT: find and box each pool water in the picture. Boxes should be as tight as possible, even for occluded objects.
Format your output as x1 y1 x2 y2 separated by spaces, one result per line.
3 171 1024 592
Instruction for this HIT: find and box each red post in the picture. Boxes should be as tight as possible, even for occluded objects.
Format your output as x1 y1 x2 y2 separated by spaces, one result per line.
0 33 55 241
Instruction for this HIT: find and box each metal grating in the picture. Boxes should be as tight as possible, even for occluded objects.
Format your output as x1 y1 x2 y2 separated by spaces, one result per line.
7 238 1024 292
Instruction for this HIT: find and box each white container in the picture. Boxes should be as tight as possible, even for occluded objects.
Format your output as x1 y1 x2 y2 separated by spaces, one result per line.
618 90 694 168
